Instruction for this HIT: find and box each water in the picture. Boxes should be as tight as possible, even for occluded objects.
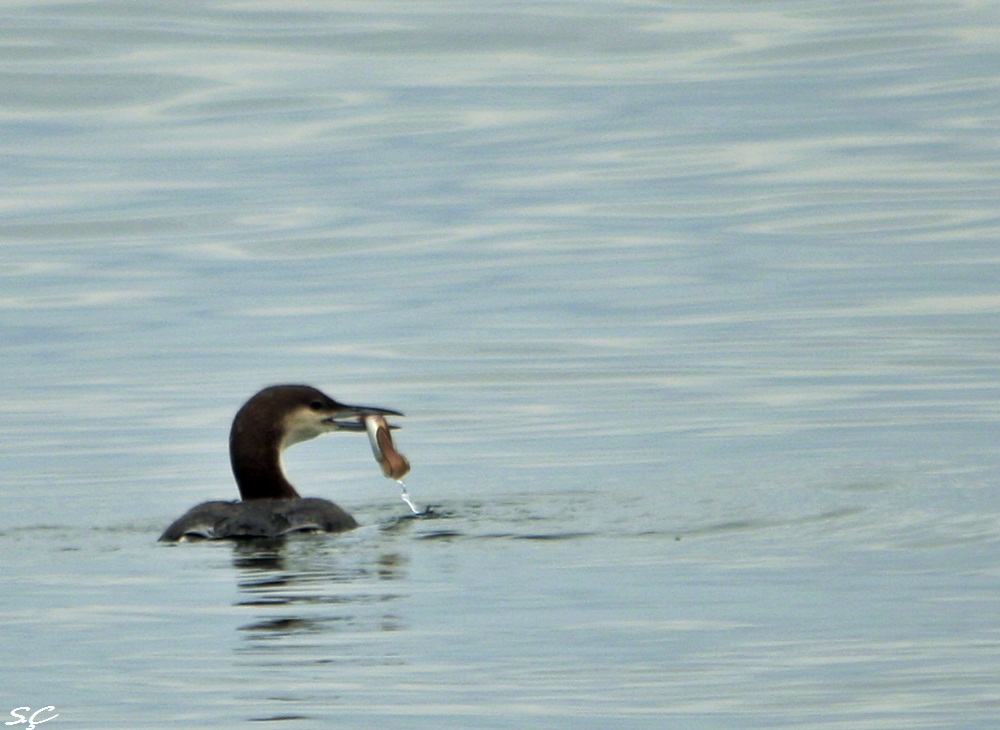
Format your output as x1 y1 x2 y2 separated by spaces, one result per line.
396 482 422 514
2 1 1000 727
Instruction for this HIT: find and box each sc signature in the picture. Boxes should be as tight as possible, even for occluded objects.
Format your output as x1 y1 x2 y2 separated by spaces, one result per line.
6 707 58 730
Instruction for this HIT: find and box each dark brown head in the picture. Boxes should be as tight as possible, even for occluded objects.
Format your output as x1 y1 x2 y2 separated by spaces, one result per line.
229 385 403 500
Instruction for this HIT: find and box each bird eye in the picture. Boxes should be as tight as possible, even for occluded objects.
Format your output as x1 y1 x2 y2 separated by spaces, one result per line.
309 401 324 411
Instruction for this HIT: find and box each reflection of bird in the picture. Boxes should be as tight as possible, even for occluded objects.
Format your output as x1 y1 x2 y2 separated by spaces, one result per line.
159 385 402 541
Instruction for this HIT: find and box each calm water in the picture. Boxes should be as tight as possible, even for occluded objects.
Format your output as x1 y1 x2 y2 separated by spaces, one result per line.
2 1 1000 728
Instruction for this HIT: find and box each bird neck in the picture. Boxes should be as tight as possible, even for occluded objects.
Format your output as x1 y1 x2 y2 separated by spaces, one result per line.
229 423 301 501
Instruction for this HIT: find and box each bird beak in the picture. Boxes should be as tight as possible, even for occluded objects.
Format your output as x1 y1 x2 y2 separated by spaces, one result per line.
323 403 403 431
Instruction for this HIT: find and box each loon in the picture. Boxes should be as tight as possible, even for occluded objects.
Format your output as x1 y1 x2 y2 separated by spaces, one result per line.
159 384 402 541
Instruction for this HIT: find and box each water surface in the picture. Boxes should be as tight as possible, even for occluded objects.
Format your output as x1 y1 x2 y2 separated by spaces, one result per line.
2 1 999 728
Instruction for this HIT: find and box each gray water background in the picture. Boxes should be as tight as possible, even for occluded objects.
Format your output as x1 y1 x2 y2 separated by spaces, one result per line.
2 1 999 728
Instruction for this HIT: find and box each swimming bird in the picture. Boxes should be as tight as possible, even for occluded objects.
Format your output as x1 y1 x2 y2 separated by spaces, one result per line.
159 385 402 541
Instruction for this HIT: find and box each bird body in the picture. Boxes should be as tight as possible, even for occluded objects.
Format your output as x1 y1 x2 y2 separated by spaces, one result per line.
159 385 402 541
